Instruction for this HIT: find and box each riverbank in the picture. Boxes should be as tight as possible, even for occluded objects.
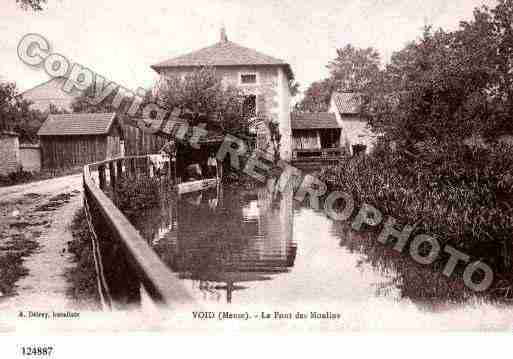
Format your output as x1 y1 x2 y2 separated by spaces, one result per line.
65 208 101 310
317 144 513 302
115 175 172 222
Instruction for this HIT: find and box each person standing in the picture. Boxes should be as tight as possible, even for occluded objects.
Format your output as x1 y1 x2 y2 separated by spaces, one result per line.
207 153 217 178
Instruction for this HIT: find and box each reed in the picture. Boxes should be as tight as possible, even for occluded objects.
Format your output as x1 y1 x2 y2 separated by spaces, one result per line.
318 141 513 302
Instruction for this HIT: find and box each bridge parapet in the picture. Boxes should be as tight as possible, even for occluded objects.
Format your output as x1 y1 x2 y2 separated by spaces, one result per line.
83 155 193 309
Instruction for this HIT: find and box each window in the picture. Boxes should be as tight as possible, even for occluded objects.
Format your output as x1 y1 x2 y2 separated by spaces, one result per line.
240 73 257 84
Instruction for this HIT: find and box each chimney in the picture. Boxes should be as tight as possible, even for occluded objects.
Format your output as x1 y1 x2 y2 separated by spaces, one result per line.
220 26 228 42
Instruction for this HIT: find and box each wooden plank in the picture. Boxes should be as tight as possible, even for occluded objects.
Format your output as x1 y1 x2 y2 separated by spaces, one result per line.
176 178 218 194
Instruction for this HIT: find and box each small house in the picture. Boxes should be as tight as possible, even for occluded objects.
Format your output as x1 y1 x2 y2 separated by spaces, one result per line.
291 112 345 161
329 92 375 155
37 113 123 169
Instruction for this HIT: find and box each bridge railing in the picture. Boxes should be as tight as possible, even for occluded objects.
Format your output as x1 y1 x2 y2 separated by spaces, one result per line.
292 148 347 161
82 155 192 309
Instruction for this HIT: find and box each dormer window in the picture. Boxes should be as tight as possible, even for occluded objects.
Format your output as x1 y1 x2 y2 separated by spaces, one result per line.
240 73 257 84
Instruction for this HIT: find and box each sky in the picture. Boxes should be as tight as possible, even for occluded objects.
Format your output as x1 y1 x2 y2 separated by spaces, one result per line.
0 0 497 94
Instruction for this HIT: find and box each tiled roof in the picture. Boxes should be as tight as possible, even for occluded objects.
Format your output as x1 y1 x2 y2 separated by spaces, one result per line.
37 113 117 136
291 112 340 130
151 40 294 79
332 92 362 114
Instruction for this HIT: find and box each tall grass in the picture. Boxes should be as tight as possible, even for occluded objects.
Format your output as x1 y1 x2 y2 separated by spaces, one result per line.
318 141 513 302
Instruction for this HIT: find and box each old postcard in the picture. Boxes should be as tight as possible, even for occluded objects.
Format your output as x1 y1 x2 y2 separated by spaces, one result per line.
1 0 513 355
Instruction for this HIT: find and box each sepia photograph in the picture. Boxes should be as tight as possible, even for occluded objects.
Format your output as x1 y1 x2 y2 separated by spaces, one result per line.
1 0 513 355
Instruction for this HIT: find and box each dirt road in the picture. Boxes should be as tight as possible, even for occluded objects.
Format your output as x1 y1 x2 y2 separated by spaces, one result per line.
0 173 82 201
0 174 83 313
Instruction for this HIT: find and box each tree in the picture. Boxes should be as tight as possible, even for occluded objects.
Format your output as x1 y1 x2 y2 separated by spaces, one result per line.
364 28 482 147
289 80 300 97
295 78 335 112
0 81 45 143
296 45 382 113
71 85 122 114
364 0 513 150
16 0 46 10
478 0 513 133
156 67 248 135
328 44 381 92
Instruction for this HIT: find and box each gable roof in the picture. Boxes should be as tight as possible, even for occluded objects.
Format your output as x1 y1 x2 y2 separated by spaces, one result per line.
37 113 117 136
151 40 294 80
291 112 340 130
20 77 80 111
331 92 362 114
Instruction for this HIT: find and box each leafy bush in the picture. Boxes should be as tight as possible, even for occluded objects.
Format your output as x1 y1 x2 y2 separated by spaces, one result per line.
114 176 169 221
0 170 34 187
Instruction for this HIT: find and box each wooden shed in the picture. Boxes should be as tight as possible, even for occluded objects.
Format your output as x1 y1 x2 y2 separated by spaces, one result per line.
37 113 123 169
291 112 345 161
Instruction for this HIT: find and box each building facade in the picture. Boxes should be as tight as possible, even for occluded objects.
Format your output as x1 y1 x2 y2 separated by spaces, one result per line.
151 28 294 160
329 92 376 155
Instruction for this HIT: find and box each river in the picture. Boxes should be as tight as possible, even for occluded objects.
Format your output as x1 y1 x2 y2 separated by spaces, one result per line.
132 184 513 330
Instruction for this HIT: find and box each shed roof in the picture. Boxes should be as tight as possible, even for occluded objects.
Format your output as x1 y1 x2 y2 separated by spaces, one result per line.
37 113 117 136
332 92 362 114
291 112 340 130
151 39 294 80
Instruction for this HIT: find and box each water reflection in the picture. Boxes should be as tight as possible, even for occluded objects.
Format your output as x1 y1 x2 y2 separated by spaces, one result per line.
133 182 509 310
136 184 296 303
331 219 482 310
